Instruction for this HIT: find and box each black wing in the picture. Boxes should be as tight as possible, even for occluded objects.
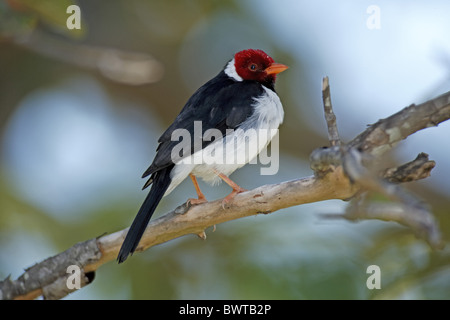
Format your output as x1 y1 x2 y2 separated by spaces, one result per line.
142 71 264 187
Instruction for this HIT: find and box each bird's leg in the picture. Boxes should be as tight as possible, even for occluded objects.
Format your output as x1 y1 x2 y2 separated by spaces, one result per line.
214 170 247 206
187 174 208 205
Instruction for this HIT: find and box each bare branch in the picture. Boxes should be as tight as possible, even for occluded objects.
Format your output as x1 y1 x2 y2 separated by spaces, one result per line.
348 91 450 156
381 152 435 183
322 76 341 146
0 240 100 300
2 87 449 300
17 31 164 85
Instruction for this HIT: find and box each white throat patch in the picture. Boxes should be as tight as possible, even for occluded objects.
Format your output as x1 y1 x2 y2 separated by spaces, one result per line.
224 58 243 82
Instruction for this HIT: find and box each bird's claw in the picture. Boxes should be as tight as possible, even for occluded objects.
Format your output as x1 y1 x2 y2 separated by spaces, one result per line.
187 196 208 206
221 187 247 209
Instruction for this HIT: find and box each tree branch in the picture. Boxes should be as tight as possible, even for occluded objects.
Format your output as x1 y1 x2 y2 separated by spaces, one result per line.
2 86 449 300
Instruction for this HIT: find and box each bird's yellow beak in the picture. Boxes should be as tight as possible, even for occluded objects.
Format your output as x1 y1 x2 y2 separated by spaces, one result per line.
265 62 289 75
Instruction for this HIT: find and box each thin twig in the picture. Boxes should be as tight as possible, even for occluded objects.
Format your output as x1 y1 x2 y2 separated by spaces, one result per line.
322 76 341 146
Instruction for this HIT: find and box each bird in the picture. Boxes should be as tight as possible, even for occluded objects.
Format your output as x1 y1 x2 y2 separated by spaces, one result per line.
117 49 288 263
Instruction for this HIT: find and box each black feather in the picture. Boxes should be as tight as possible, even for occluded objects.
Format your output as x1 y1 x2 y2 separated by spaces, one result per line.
117 165 173 263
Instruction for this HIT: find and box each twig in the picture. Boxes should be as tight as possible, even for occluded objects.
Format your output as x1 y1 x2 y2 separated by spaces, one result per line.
381 152 435 183
322 76 341 146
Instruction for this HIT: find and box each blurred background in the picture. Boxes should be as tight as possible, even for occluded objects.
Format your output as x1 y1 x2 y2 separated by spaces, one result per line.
1 0 450 299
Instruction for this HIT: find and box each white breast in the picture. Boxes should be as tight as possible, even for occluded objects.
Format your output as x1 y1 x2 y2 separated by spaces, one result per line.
166 85 284 195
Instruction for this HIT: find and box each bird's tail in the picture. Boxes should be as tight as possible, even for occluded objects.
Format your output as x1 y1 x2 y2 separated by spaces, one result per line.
117 166 173 263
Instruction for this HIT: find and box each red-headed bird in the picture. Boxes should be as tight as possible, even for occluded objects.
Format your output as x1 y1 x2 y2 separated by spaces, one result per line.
117 49 288 263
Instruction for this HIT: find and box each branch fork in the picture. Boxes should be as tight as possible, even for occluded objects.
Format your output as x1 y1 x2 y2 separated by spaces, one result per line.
311 77 442 249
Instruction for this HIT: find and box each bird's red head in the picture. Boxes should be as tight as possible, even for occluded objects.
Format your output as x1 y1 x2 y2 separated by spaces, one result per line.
234 49 288 83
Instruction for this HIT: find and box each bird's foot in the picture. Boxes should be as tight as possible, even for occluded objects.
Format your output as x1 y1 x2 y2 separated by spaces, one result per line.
221 187 247 209
188 174 208 206
187 195 208 206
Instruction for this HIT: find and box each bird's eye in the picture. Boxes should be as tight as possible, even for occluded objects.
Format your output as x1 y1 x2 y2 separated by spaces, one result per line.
249 63 257 71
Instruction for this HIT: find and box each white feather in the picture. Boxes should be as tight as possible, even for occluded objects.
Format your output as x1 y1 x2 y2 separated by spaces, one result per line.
224 59 243 82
